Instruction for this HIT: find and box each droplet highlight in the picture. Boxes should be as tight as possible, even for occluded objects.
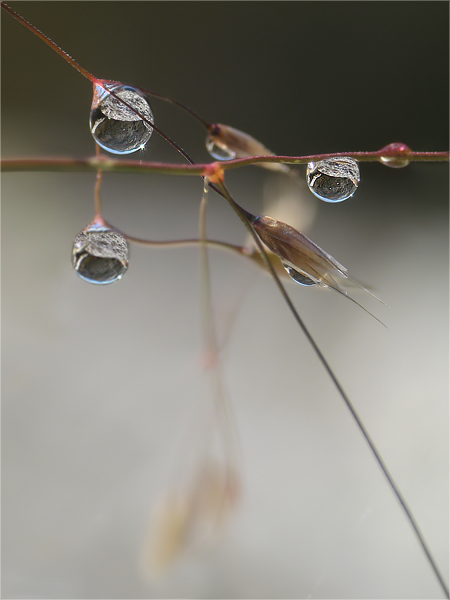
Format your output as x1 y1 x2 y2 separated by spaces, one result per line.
72 221 129 284
282 263 318 286
306 157 360 202
379 143 411 168
90 83 154 155
205 135 237 161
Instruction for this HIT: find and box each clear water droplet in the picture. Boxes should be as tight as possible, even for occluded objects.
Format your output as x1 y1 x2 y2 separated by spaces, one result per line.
72 221 129 284
306 157 360 202
90 83 154 155
379 143 411 168
282 263 318 286
206 135 237 161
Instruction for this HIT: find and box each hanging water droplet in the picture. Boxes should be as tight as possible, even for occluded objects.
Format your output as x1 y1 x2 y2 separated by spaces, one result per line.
282 263 318 286
90 83 154 155
379 143 411 168
205 135 237 161
306 157 360 202
72 221 129 284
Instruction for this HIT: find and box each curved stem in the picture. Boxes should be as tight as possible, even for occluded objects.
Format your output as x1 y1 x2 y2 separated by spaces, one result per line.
215 180 449 600
138 86 211 129
114 229 248 259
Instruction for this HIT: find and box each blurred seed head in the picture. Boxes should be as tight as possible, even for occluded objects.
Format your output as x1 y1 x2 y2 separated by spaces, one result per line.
140 462 240 580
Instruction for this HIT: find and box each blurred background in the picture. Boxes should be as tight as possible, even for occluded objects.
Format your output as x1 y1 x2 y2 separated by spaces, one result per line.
2 2 448 598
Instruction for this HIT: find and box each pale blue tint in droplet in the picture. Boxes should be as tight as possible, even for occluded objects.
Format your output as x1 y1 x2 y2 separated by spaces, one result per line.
206 135 237 161
90 84 154 155
306 157 360 202
282 263 318 286
72 222 129 284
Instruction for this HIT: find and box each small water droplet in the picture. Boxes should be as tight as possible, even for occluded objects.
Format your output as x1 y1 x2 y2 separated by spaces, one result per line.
206 135 237 161
90 83 154 155
379 143 411 168
282 263 318 286
72 221 129 284
306 157 360 202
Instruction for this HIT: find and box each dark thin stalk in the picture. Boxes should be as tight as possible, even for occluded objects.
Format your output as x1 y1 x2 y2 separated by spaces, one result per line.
216 180 449 600
1 1 96 82
138 86 211 129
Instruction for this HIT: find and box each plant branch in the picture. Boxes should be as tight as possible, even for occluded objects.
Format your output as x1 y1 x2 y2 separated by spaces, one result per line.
215 179 450 600
2 148 448 177
114 229 248 259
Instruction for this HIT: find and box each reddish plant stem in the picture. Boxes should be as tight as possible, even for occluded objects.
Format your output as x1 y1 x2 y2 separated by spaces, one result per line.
2 149 448 177
1 1 96 82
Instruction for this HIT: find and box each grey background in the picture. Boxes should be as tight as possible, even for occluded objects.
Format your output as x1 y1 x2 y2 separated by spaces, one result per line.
2 2 449 598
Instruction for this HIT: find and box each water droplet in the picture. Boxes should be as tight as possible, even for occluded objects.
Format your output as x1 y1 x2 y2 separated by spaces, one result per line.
90 83 154 155
282 263 318 286
206 135 237 161
72 221 129 284
379 143 411 168
306 157 360 202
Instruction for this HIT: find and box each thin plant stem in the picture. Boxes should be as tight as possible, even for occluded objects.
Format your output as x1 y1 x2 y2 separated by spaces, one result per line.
94 145 103 220
6 2 446 175
2 149 447 177
215 179 450 600
0 4 212 132
119 231 247 259
138 86 211 130
198 181 240 473
0 1 96 82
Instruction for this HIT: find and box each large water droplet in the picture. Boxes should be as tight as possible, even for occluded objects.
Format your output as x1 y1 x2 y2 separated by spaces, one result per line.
90 83 154 155
379 143 411 168
306 157 360 202
72 221 129 284
206 135 237 161
282 263 318 286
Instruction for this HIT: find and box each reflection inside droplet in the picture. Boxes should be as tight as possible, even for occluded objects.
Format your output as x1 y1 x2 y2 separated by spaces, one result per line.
282 263 318 286
90 83 154 155
72 221 129 284
205 135 237 161
306 157 360 202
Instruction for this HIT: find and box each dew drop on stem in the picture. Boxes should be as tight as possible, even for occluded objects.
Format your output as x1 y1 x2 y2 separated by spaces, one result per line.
72 220 129 285
205 136 237 161
90 83 154 155
306 157 360 202
282 263 318 286
379 142 411 168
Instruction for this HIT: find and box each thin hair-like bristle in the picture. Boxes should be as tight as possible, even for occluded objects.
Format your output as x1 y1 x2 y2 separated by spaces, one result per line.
345 275 389 307
326 283 388 328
